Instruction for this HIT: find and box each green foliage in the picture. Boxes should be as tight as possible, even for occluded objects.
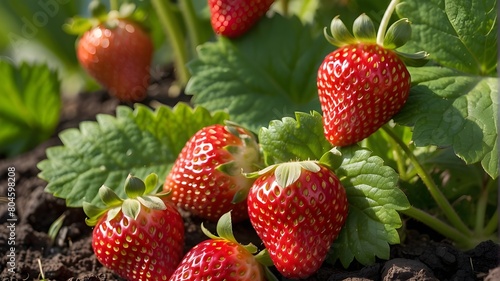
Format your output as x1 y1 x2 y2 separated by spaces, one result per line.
38 103 229 207
0 60 61 157
258 112 409 267
186 14 330 132
395 0 498 178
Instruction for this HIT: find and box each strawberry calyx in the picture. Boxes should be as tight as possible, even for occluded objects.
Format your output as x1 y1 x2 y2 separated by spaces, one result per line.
63 0 147 36
202 212 278 281
324 0 428 66
246 160 321 189
83 173 169 226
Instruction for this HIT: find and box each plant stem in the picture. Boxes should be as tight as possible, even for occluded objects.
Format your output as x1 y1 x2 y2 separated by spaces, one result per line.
474 186 489 234
385 130 408 180
178 0 204 56
402 206 473 248
151 0 190 87
109 0 118 11
484 209 498 236
381 125 472 236
376 0 399 45
281 0 290 16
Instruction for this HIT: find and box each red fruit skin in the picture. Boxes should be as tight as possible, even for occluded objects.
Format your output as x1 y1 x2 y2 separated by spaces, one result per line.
317 43 411 146
164 124 260 223
92 199 184 280
208 0 275 38
169 239 264 281
247 165 348 279
77 19 153 102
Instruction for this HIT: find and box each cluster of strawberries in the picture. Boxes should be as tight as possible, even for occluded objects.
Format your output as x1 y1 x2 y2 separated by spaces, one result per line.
78 0 423 279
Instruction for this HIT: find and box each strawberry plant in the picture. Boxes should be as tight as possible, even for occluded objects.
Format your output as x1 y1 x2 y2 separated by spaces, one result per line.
35 0 497 278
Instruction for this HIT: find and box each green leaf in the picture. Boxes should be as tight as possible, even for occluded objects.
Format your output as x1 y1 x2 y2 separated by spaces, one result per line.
394 66 498 178
397 0 497 75
272 0 320 24
38 103 229 207
259 111 333 165
258 112 409 267
0 60 61 157
186 14 330 132
328 146 410 267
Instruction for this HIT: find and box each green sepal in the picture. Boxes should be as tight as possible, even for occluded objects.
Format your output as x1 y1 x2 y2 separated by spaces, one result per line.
255 249 279 281
121 199 141 220
144 173 160 194
324 16 356 47
105 206 122 222
352 14 377 43
124 174 146 199
99 185 123 207
319 148 344 171
394 50 430 67
63 17 97 35
216 211 237 243
274 161 320 188
137 195 167 210
83 202 108 226
383 18 412 49
217 160 239 176
231 187 250 204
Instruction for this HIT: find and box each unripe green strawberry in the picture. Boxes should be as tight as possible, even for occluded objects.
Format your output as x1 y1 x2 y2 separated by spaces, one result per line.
247 161 348 279
317 13 428 146
84 174 184 280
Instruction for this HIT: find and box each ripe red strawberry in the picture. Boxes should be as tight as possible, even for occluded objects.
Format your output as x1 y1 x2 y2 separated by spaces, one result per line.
77 18 153 102
169 212 275 281
83 173 184 280
163 123 262 222
208 0 275 38
247 161 348 279
317 13 428 146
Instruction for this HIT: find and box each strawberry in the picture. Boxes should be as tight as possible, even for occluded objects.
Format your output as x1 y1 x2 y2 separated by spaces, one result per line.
75 5 153 102
169 212 276 281
208 0 275 38
317 13 428 146
163 123 262 223
83 173 184 281
246 161 348 279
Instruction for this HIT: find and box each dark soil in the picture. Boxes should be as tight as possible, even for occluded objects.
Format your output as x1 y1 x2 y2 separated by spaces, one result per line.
0 77 499 280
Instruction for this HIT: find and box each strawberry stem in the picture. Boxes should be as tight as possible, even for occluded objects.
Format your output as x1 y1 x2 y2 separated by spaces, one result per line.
381 125 473 237
178 0 204 56
401 207 474 248
109 0 118 11
151 0 190 87
376 0 399 46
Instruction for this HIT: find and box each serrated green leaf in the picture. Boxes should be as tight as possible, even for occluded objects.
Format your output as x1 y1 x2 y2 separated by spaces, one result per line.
0 60 61 157
328 146 410 267
259 111 333 165
395 66 498 178
397 0 497 75
38 103 229 207
186 14 330 132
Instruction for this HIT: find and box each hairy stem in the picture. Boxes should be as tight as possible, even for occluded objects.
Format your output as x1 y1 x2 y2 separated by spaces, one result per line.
382 125 472 236
377 0 399 45
151 0 190 86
